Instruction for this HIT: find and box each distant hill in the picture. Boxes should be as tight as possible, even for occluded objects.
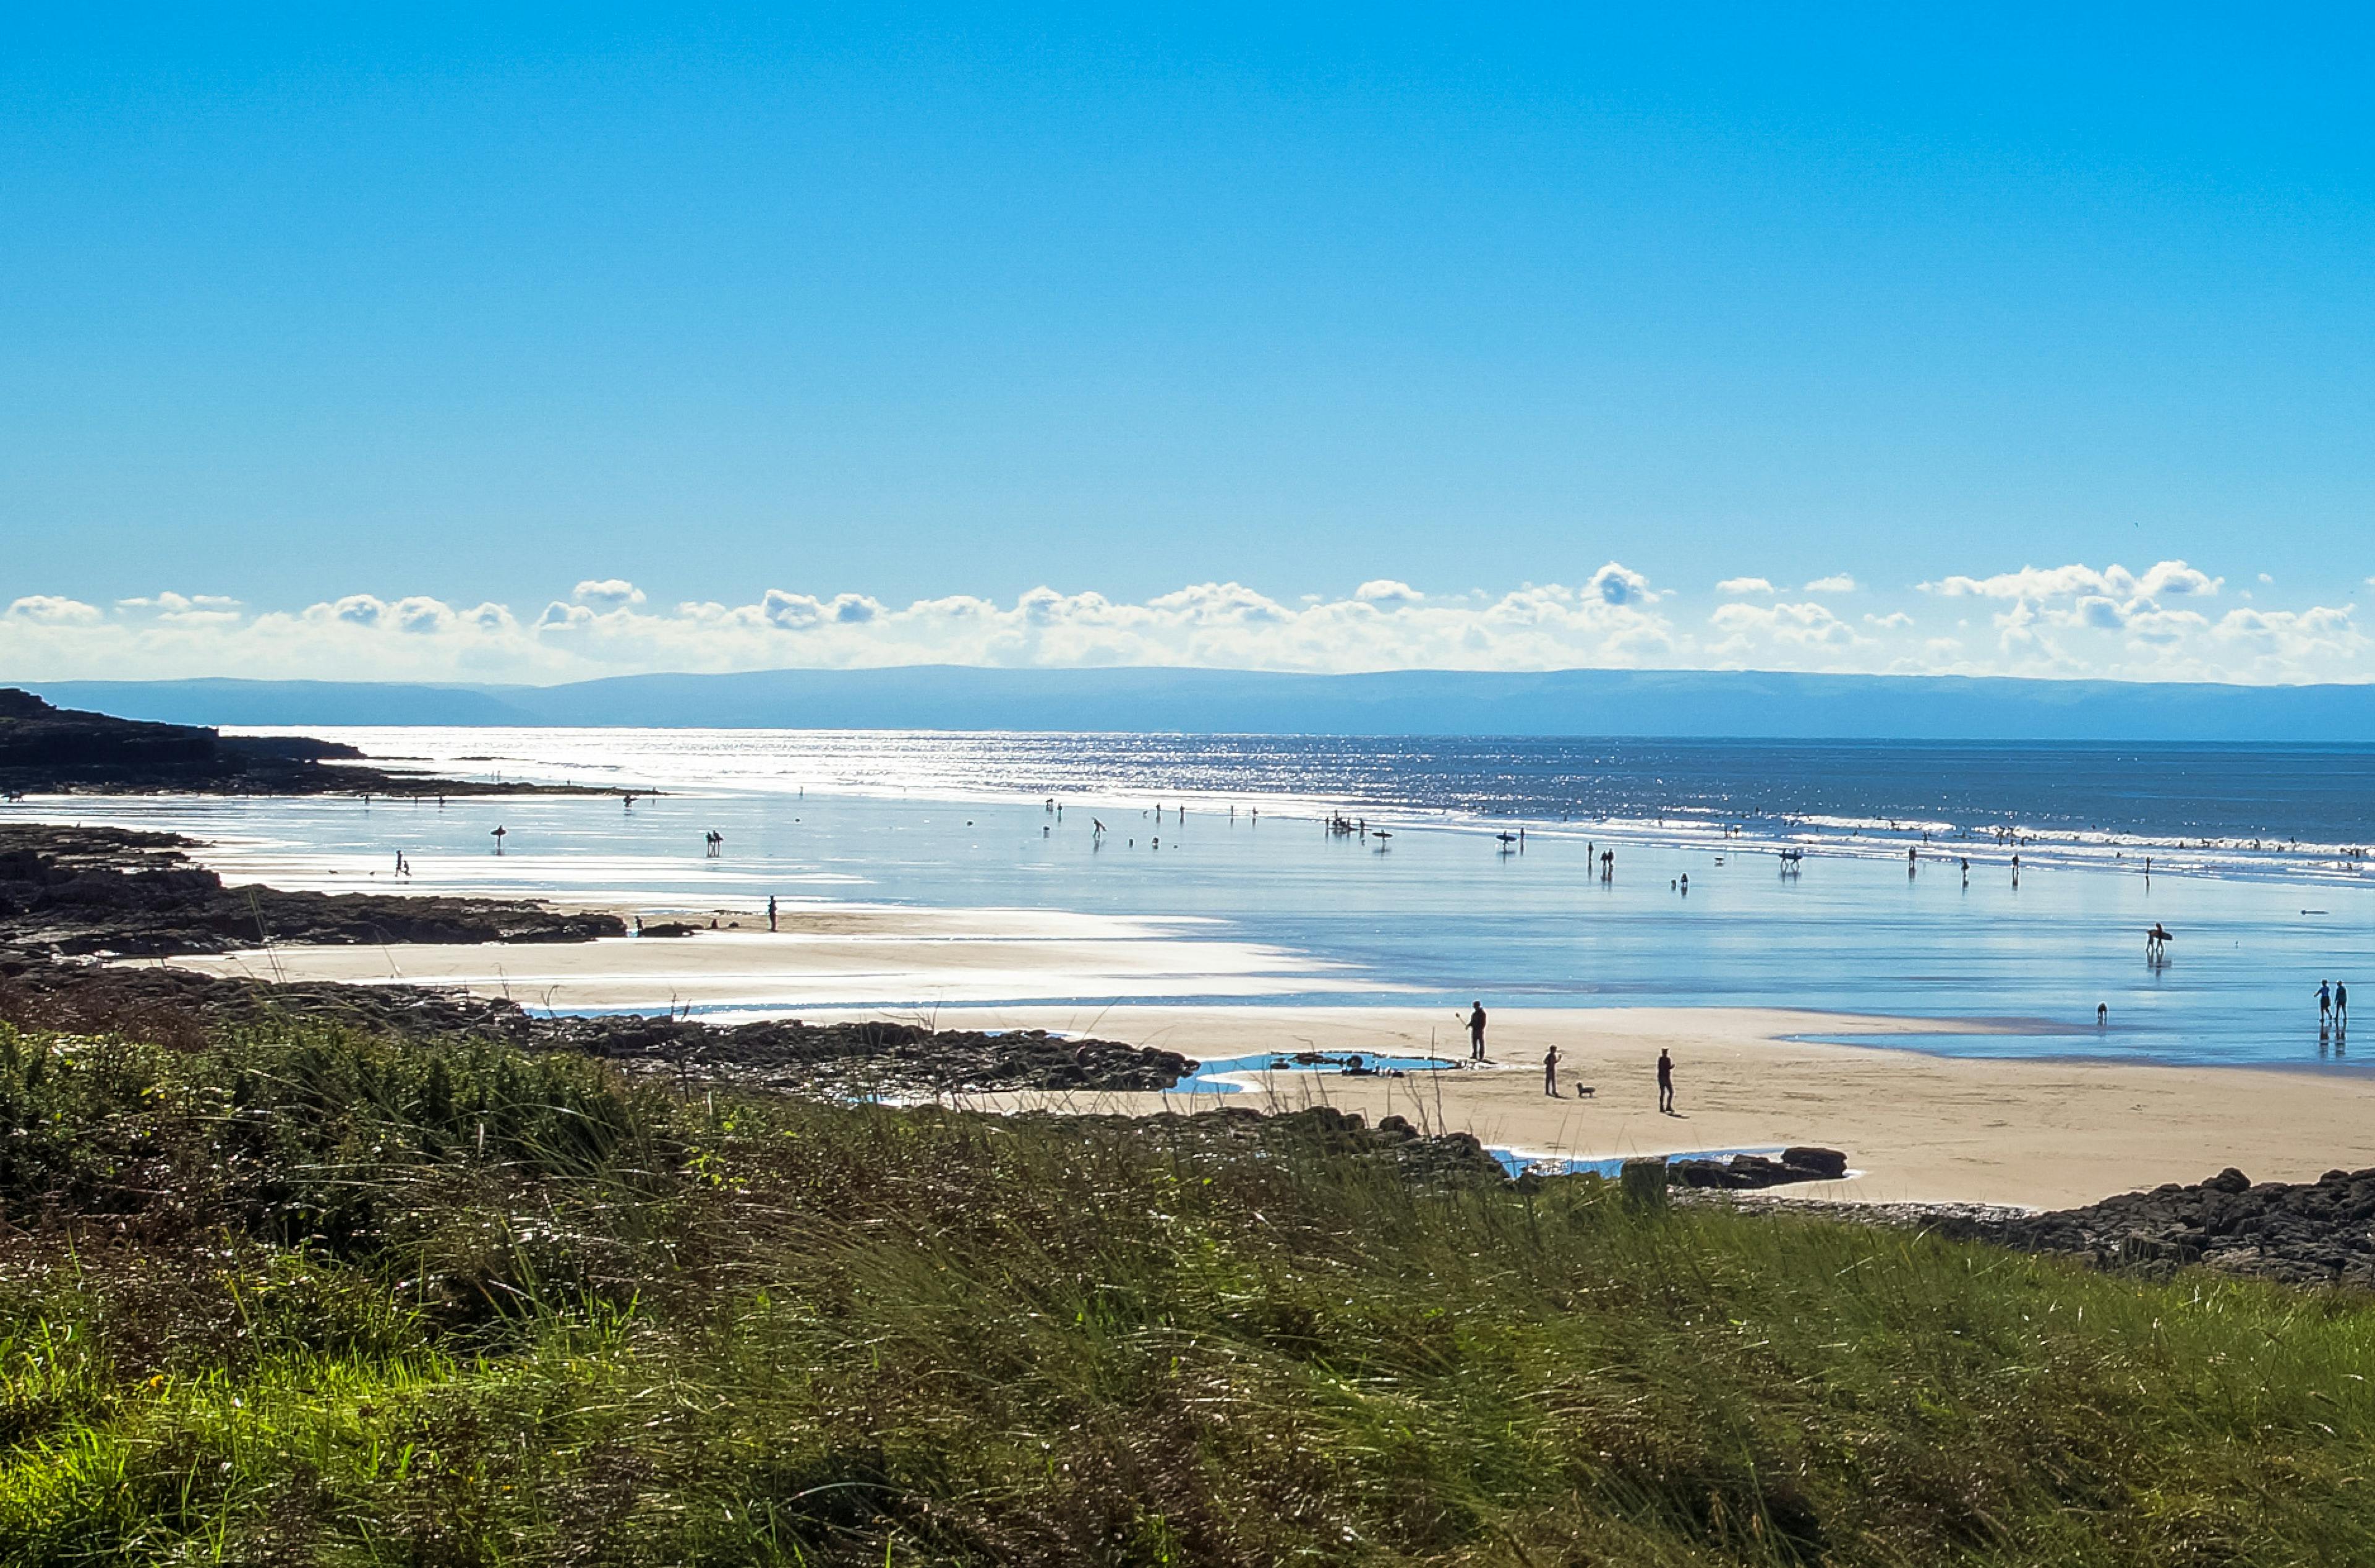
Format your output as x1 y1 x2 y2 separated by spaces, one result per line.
20 667 2375 741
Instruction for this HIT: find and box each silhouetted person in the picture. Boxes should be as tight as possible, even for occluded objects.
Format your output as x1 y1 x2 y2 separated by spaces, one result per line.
2097 1002 2108 1027
2319 981 2333 1026
1656 1049 1674 1114
2339 982 2351 1028
1468 1002 1488 1060
768 895 778 933
1543 1044 1561 1097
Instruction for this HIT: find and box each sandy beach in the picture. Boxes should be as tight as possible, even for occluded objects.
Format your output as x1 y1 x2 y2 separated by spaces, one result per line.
151 918 2375 1211
930 1003 2375 1211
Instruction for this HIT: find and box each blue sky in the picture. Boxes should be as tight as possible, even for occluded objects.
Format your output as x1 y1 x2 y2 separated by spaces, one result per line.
5 6 2372 683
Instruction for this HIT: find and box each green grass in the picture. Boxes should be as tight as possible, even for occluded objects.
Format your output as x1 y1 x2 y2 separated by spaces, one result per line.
0 1020 2369 1564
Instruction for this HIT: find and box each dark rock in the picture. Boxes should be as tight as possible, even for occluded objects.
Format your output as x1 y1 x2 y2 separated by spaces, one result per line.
1620 1159 1669 1207
1932 1164 2375 1288
1783 1146 1849 1179
1668 1149 1848 1191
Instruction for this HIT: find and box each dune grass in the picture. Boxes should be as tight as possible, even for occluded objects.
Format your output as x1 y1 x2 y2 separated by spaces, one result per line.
0 1020 2369 1564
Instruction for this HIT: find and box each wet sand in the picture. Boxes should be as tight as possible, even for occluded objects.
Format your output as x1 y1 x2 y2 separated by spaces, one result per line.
152 905 1384 1008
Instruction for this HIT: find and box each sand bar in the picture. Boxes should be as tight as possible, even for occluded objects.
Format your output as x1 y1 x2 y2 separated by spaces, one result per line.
152 906 1386 1009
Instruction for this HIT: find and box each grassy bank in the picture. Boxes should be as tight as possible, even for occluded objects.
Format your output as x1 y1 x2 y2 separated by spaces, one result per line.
0 1021 2370 1564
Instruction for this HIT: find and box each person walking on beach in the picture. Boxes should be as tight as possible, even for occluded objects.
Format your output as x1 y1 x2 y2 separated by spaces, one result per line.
2338 981 2351 1029
2319 981 2334 1028
1543 1044 1561 1097
767 895 778 933
1467 1002 1488 1060
1656 1049 1675 1114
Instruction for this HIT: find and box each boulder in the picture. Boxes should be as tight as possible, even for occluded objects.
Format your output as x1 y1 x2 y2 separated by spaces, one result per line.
1782 1146 1849 1180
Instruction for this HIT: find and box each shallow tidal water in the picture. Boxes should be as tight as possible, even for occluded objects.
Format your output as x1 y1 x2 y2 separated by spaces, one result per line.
17 723 2375 1073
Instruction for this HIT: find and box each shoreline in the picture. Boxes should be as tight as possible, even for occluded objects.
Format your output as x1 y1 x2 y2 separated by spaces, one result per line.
18 788 2372 1211
904 1003 2375 1211
139 906 2375 1206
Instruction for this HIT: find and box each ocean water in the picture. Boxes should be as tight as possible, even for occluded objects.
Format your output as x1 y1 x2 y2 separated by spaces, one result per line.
15 726 2375 1071
254 726 2375 877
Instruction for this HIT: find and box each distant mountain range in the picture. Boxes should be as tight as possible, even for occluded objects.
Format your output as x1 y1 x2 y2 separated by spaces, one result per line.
18 667 2375 741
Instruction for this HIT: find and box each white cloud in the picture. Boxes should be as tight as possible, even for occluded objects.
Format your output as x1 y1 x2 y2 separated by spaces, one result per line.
1803 574 1858 593
0 563 2364 686
1707 600 1863 658
2075 595 2126 631
1715 577 1774 596
116 591 242 625
328 594 386 628
1585 561 1656 607
573 579 646 609
7 595 103 626
759 589 886 629
392 597 456 636
1920 559 2222 603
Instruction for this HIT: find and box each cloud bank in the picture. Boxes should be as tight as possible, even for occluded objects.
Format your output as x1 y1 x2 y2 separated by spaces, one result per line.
2 560 2365 686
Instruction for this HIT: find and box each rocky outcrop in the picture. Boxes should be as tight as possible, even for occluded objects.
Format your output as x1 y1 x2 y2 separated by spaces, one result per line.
0 826 622 954
1948 1165 2375 1289
558 1013 1193 1097
0 688 603 796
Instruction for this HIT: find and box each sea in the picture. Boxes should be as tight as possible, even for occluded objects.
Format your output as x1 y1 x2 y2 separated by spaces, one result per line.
15 728 2375 1072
